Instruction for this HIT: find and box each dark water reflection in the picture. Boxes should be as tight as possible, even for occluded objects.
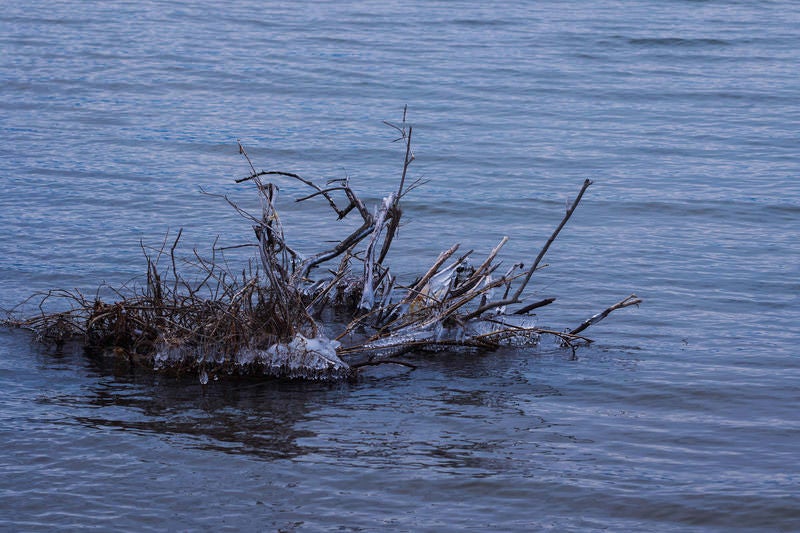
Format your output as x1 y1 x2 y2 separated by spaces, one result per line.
46 356 342 460
45 346 571 468
4 321 799 530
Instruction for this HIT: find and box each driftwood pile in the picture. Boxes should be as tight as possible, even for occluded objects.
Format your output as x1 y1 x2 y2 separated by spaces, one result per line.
3 112 640 381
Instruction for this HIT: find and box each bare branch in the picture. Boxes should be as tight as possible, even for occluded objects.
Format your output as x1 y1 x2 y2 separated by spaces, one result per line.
569 294 642 336
513 179 593 300
512 297 556 315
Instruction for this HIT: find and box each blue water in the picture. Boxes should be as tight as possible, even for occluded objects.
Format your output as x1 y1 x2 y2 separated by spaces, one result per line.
1 1 799 530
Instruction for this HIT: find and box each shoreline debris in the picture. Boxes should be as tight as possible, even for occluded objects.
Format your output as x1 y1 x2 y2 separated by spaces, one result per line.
2 110 641 381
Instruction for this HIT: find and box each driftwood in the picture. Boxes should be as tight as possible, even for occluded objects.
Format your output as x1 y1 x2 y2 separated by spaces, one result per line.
2 110 641 381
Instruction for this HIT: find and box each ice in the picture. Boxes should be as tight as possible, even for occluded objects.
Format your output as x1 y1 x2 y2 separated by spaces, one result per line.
464 315 541 347
363 313 540 356
154 343 185 370
426 263 457 300
154 334 349 380
237 334 348 379
359 283 375 311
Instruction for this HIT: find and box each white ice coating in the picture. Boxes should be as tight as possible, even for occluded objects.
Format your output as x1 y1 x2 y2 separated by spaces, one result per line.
466 315 541 346
358 194 395 312
237 334 348 379
361 313 541 358
154 334 349 379
153 343 185 370
425 263 457 300
359 283 375 313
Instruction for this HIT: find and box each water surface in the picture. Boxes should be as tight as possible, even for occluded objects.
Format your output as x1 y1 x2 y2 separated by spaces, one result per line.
1 1 799 530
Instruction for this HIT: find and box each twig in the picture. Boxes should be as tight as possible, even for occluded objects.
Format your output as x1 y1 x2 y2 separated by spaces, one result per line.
569 294 642 336
514 178 592 300
513 297 556 315
350 359 417 371
463 179 593 319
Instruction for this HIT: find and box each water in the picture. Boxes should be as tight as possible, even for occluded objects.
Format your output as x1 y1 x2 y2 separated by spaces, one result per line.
1 1 799 530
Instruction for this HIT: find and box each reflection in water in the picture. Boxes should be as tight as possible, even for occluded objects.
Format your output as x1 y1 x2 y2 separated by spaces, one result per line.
10 323 797 530
33 343 570 469
38 351 354 460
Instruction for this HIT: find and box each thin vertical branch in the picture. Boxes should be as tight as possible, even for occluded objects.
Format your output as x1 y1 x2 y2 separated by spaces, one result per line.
513 178 592 300
462 179 593 320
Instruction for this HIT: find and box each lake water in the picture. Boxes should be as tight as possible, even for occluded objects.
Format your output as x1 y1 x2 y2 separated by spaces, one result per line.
1 1 799 530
